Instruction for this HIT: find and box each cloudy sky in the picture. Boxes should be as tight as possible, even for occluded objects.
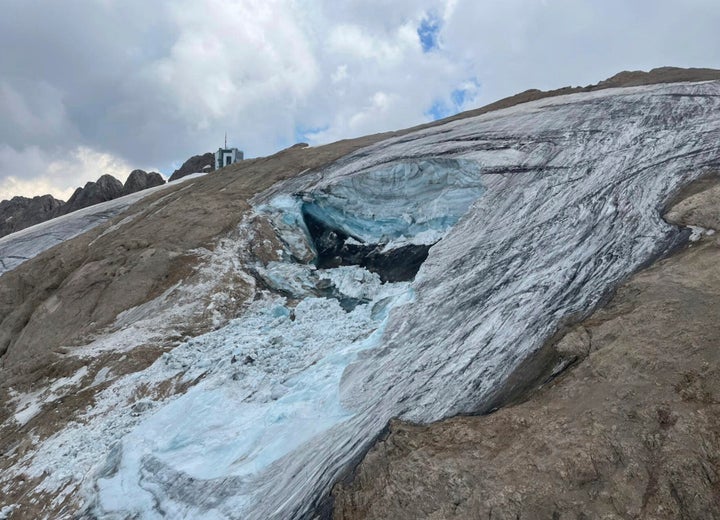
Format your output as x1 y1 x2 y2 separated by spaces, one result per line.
1 0 719 201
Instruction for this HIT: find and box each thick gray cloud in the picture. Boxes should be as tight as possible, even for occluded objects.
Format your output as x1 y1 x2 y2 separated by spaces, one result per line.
1 0 719 200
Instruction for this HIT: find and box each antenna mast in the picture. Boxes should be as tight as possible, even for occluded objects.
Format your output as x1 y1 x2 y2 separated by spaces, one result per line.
224 132 227 149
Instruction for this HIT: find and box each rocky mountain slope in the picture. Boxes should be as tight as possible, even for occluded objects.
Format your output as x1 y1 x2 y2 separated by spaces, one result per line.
0 170 165 240
1 68 720 519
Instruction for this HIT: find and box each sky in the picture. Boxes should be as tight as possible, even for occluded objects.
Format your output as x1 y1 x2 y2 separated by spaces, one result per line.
1 0 720 201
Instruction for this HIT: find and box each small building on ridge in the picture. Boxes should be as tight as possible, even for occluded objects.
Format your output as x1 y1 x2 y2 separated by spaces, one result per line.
215 147 244 169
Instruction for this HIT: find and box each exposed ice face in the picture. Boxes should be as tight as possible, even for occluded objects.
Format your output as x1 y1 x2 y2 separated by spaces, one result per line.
301 158 485 245
256 158 486 270
15 81 720 519
253 158 486 286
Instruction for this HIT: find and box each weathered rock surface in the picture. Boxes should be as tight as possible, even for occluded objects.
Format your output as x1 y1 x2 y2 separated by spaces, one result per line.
168 152 215 181
332 177 720 520
61 174 125 214
665 182 720 233
597 66 720 89
122 169 166 196
0 195 64 238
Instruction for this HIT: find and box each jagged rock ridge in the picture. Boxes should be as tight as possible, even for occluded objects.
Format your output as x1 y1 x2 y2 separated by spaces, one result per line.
61 174 125 214
0 170 166 239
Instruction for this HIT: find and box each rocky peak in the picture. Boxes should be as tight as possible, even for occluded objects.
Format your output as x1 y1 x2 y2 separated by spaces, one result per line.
168 152 215 182
62 174 124 214
123 169 166 196
0 194 64 238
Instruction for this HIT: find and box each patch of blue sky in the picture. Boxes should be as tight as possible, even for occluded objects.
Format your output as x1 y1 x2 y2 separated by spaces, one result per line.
417 12 442 53
294 124 329 144
425 100 454 121
451 88 467 107
426 78 482 122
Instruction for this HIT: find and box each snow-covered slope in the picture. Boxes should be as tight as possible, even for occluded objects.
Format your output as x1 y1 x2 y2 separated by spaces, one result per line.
4 81 720 519
0 173 205 277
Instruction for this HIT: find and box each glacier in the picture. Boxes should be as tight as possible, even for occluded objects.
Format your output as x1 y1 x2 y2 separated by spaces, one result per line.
8 81 720 519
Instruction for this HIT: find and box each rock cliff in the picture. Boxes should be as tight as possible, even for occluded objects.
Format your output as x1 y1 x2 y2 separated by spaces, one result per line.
122 169 166 196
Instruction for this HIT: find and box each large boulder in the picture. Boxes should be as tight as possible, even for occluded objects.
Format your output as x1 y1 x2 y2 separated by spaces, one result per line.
169 152 214 182
0 194 64 238
123 169 166 196
62 174 124 214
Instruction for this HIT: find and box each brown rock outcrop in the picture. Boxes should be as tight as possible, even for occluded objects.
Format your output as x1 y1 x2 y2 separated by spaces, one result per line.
168 152 215 181
122 169 165 195
332 176 720 519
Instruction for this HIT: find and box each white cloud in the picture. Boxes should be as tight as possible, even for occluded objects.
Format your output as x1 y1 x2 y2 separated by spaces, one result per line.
0 145 135 201
1 0 720 200
0 176 76 203
47 146 137 186
295 1 473 143
327 23 416 63
331 65 349 83
142 0 320 131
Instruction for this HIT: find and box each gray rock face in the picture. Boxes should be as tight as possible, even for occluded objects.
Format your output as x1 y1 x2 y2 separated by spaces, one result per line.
0 195 64 239
62 174 124 214
169 153 214 181
123 170 166 196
